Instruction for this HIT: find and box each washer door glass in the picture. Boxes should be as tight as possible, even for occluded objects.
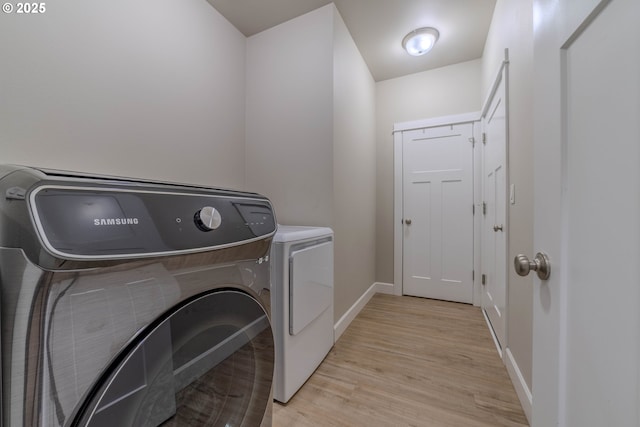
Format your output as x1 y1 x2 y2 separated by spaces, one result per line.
71 290 273 427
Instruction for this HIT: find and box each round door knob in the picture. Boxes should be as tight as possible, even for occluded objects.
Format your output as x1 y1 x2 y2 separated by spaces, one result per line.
514 252 551 280
493 224 503 232
194 206 222 231
405 219 412 225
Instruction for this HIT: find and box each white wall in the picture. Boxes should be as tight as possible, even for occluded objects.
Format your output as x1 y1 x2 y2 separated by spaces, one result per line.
375 60 482 284
332 8 377 326
0 0 246 188
245 5 334 226
246 4 377 323
482 0 534 410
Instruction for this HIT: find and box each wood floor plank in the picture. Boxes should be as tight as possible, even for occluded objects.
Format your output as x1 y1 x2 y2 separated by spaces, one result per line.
273 294 529 426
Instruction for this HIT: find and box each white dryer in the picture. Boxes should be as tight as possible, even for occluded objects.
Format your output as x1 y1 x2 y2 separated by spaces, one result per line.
270 226 334 403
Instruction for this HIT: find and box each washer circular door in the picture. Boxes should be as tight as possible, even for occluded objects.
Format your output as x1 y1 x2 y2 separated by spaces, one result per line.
70 290 273 427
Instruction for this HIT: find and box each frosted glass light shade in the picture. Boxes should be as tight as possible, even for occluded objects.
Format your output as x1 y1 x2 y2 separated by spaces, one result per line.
402 27 439 56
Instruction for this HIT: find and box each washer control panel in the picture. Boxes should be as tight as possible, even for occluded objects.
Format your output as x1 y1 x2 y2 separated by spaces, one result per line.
29 185 276 259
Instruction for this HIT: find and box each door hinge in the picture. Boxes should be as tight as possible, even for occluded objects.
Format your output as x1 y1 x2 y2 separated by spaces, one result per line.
482 274 486 285
482 132 487 145
482 202 487 215
472 270 475 281
472 204 475 215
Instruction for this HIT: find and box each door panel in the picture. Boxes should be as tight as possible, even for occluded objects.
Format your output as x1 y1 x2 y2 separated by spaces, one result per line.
441 179 467 281
402 124 473 303
532 0 640 425
563 1 638 424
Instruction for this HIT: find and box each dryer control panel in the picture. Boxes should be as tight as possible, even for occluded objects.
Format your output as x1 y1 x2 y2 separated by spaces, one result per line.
29 185 276 259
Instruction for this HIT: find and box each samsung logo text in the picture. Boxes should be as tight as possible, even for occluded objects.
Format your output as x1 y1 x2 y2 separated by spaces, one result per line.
93 218 139 226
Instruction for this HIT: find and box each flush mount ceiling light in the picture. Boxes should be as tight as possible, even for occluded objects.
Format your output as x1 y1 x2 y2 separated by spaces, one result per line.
402 27 440 56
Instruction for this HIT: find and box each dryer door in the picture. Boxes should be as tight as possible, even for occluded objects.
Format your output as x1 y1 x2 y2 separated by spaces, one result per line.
70 290 273 427
289 240 333 335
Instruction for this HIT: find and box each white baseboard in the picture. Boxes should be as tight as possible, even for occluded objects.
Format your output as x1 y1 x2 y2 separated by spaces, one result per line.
334 283 377 342
505 348 532 424
374 282 395 295
334 282 396 342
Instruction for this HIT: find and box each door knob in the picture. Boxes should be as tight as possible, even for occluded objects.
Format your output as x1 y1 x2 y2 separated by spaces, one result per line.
514 252 551 280
493 224 503 232
405 219 412 225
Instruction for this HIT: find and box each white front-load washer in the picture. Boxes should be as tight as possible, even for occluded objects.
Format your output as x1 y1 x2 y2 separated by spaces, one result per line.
270 226 334 403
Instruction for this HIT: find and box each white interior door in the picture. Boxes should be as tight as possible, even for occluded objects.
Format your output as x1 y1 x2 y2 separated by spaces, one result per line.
481 69 507 349
531 0 640 425
402 123 473 303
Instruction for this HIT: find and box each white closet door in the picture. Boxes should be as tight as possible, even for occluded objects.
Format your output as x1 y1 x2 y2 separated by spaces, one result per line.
402 123 474 303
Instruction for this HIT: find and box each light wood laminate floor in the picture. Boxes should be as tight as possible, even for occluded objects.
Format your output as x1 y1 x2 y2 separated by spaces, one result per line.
273 294 528 427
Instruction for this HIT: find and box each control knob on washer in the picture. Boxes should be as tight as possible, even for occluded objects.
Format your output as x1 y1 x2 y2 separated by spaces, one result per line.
194 206 222 231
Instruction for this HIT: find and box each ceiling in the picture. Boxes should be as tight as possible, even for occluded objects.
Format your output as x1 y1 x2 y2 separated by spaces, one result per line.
206 0 497 82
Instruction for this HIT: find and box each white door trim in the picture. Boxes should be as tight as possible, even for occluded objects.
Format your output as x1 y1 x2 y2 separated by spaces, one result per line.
481 49 510 116
480 51 510 351
393 111 481 133
393 112 480 299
